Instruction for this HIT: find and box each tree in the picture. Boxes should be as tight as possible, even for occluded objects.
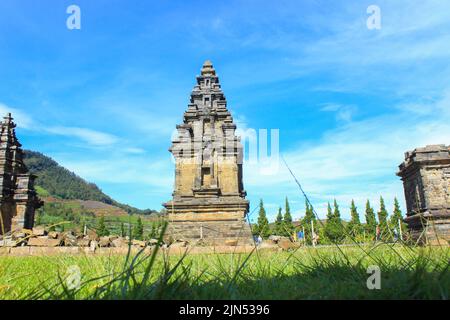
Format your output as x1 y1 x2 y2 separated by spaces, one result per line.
324 201 344 243
333 199 343 223
324 200 342 243
96 215 109 237
302 200 316 244
365 200 377 239
133 217 144 240
283 197 294 237
274 207 283 235
390 197 406 239
377 196 391 241
347 200 362 238
255 199 270 238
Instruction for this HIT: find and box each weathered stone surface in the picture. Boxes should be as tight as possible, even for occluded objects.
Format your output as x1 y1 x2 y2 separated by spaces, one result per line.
0 113 43 235
0 237 16 247
131 239 146 247
77 238 90 247
86 229 99 241
148 238 160 246
48 231 59 239
89 240 98 252
225 239 238 246
112 237 128 248
28 238 61 247
32 226 46 236
170 241 188 248
163 61 253 246
62 232 78 246
268 235 282 243
277 238 299 251
98 236 112 247
397 145 450 244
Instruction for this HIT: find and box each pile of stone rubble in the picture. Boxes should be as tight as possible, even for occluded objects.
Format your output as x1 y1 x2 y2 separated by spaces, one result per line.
0 226 164 250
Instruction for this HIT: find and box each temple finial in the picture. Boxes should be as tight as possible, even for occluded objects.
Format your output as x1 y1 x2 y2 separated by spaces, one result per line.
201 60 216 76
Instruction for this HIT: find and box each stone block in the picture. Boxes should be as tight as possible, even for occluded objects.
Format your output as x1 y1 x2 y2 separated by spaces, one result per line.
131 239 146 248
32 226 46 236
112 237 128 248
77 238 91 247
28 238 61 247
98 236 111 247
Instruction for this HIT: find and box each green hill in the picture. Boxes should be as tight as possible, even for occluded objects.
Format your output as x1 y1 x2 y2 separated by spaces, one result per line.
23 150 158 216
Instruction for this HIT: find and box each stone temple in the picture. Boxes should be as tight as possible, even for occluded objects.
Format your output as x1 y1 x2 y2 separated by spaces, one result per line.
397 145 450 245
163 61 253 245
0 113 42 235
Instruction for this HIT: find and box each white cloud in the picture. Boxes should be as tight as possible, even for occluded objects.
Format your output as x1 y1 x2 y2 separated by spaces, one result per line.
321 103 358 122
57 155 173 188
0 103 34 129
45 126 119 146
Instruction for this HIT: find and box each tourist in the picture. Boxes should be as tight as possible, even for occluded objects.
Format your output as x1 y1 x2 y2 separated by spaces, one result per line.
312 232 318 247
257 235 263 245
297 230 304 244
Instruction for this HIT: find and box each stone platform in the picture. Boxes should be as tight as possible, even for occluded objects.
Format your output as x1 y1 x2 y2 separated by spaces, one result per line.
166 212 253 246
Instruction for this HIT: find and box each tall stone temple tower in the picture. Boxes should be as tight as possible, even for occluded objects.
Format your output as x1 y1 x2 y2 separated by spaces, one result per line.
163 61 253 245
0 113 42 235
397 145 450 245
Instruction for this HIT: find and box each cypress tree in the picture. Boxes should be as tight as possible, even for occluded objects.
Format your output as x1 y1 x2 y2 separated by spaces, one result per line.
390 197 406 239
133 217 144 240
377 196 390 241
283 197 294 237
325 201 343 243
365 200 377 239
302 200 316 244
348 199 362 237
256 199 270 238
274 207 283 236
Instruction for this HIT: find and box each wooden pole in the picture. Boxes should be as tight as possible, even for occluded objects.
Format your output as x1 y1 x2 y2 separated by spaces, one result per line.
311 220 315 247
398 219 403 240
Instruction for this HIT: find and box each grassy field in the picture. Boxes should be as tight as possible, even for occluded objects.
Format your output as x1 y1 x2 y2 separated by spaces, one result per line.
0 243 448 300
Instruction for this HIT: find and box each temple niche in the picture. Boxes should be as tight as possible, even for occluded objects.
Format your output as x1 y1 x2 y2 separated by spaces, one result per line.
163 61 253 245
0 113 42 235
397 145 450 245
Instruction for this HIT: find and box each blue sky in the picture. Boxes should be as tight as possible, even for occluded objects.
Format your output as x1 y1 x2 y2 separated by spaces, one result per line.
1 0 449 222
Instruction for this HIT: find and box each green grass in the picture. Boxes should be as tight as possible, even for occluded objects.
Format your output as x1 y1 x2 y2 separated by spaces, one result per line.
0 244 448 300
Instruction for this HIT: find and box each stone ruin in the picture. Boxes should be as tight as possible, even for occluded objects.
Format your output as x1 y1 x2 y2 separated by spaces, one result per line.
397 144 450 245
0 113 42 236
163 61 253 246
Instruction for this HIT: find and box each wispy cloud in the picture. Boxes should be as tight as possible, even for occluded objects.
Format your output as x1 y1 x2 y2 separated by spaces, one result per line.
320 103 358 122
45 127 119 146
0 103 34 129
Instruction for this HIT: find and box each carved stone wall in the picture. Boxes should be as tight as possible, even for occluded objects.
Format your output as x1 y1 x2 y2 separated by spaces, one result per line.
397 145 450 244
163 61 253 245
0 113 42 235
